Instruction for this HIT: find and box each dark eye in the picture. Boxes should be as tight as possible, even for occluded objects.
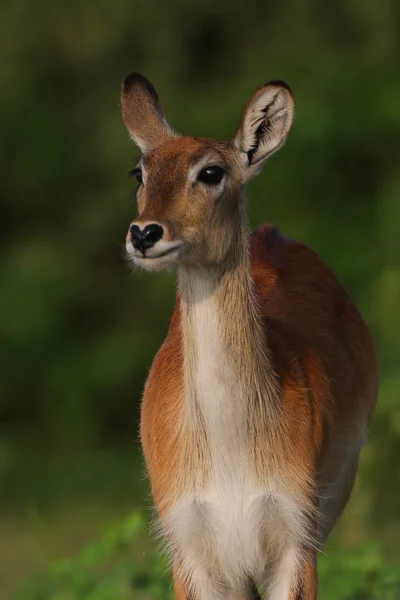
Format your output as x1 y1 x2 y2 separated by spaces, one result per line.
128 167 143 185
197 165 225 185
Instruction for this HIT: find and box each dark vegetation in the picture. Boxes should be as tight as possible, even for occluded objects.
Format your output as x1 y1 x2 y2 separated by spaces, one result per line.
0 0 399 597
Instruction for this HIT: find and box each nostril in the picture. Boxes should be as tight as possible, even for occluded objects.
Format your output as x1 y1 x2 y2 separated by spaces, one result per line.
130 224 141 240
142 224 164 249
129 224 143 250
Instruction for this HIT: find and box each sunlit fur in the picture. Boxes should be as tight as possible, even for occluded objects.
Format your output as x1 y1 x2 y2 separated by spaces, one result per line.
121 73 378 600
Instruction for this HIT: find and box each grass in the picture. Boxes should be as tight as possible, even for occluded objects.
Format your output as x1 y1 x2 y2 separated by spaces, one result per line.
0 446 149 598
14 511 400 600
2 446 399 599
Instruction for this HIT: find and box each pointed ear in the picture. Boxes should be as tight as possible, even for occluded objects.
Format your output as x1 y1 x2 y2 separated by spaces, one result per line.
233 80 294 182
121 72 174 152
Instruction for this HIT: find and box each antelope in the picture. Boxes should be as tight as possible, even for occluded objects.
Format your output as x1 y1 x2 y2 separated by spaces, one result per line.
121 72 378 600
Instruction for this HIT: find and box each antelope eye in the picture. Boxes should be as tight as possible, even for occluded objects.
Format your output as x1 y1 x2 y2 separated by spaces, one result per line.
197 165 225 185
128 167 143 185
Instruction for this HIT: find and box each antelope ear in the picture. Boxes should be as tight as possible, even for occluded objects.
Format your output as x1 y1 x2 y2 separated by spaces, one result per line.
233 80 294 182
121 72 174 152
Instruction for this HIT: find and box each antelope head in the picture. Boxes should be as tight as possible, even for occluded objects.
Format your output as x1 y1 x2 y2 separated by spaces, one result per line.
122 73 294 271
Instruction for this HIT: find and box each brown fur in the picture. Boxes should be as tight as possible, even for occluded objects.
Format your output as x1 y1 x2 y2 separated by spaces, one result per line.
121 74 378 599
142 223 377 513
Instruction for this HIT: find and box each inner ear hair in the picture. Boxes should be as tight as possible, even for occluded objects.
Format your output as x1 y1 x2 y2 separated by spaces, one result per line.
236 80 294 170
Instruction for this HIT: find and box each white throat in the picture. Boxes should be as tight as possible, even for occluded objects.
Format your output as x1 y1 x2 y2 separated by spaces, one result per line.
178 251 278 478
181 271 244 454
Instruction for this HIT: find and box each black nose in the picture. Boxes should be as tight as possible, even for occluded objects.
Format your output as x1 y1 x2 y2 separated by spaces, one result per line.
129 223 164 253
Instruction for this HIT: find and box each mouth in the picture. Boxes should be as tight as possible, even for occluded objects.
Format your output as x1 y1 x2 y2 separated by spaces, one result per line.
142 243 184 260
140 240 185 259
126 240 185 270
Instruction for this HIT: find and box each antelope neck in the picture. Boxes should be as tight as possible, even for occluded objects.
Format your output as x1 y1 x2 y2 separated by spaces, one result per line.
178 225 276 416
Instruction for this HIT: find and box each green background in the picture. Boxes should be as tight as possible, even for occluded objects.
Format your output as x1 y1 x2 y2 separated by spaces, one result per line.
1 0 399 597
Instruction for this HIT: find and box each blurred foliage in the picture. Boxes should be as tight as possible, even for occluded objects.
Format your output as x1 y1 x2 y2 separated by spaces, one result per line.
17 513 171 600
17 512 400 600
0 0 399 595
